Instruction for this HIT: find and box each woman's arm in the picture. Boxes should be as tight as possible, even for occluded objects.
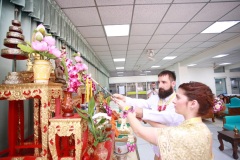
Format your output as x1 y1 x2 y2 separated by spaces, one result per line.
144 120 167 128
127 112 158 145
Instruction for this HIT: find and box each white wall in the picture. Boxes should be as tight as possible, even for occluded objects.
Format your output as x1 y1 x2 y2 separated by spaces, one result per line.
109 67 240 95
109 75 158 84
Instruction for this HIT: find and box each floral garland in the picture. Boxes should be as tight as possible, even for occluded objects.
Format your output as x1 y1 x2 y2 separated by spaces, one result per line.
121 106 136 152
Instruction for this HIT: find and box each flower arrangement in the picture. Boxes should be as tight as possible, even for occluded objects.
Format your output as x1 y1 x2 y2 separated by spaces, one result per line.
94 91 112 116
61 52 88 92
17 24 61 60
213 97 224 113
76 97 112 147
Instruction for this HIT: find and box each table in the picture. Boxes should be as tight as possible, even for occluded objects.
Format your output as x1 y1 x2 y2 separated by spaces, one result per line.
218 130 240 159
0 83 62 159
48 114 83 160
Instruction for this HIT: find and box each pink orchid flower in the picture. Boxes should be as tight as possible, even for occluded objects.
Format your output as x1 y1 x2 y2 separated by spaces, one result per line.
74 56 82 63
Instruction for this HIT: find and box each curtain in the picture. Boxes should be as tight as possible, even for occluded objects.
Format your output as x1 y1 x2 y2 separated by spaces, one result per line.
9 0 109 78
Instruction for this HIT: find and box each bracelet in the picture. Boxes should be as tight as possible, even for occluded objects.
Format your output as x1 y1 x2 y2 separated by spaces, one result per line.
122 106 134 118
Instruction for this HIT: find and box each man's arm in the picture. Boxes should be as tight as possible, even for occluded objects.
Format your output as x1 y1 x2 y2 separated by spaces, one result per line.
142 106 184 125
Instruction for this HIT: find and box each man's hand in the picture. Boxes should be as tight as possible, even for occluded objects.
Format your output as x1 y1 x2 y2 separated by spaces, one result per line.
135 107 143 119
113 99 127 110
112 94 126 102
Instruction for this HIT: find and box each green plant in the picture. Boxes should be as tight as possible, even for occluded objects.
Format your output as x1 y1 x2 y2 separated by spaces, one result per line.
76 96 112 147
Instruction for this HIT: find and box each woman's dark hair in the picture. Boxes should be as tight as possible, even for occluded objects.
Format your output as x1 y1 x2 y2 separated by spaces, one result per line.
158 70 176 81
179 82 214 116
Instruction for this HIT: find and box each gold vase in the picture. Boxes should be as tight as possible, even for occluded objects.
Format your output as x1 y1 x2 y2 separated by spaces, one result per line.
33 60 52 84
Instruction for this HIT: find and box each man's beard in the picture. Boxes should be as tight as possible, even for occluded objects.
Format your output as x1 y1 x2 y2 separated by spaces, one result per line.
158 87 173 99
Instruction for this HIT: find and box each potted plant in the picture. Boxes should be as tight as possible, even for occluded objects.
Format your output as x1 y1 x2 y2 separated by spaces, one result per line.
17 24 62 83
76 96 112 160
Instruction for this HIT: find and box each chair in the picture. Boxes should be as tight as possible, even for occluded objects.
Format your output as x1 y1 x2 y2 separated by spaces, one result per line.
223 97 240 115
223 115 240 131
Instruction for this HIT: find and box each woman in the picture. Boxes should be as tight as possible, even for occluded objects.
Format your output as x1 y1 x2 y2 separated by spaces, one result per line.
113 82 214 160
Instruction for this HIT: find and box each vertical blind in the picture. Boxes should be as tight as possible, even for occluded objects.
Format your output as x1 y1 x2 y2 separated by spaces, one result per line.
10 0 109 82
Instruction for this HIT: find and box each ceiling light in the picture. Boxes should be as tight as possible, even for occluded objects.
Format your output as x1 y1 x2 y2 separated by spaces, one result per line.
201 21 240 33
104 25 129 37
116 67 124 70
114 58 125 62
139 74 145 76
117 72 124 74
151 66 160 68
188 64 197 67
219 63 231 66
163 56 177 60
145 71 151 73
212 54 229 58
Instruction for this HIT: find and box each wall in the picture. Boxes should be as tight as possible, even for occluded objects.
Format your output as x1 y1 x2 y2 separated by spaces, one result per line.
109 75 158 84
109 67 240 95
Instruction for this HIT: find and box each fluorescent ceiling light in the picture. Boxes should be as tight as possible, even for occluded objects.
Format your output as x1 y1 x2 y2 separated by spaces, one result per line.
188 64 197 67
145 71 151 73
212 54 229 58
201 21 240 33
117 72 124 74
219 63 231 66
104 25 129 37
163 56 177 60
114 58 125 62
116 67 124 70
118 75 123 76
151 66 160 68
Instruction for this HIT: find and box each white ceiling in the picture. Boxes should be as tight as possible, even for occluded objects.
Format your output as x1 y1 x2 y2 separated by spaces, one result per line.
54 0 240 77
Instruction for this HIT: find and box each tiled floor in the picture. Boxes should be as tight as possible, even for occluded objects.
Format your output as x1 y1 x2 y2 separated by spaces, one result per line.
136 118 238 160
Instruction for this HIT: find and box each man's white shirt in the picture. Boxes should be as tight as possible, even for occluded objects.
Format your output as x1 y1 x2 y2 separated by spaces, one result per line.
125 93 184 126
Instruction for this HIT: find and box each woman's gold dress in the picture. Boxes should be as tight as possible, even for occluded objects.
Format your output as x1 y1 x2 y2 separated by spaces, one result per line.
157 117 213 160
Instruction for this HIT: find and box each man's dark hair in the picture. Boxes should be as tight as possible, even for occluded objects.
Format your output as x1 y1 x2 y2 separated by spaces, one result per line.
158 70 176 81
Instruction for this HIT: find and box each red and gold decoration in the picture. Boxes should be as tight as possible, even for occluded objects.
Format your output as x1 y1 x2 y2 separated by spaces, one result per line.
0 83 62 158
48 114 83 160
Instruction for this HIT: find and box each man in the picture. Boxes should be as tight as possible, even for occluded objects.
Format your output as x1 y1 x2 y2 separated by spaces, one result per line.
113 70 184 160
147 82 158 98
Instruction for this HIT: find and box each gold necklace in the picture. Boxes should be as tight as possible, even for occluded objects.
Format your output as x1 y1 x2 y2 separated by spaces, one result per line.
158 93 176 111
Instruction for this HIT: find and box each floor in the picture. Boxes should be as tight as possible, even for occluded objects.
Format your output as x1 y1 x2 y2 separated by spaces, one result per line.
136 118 238 160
